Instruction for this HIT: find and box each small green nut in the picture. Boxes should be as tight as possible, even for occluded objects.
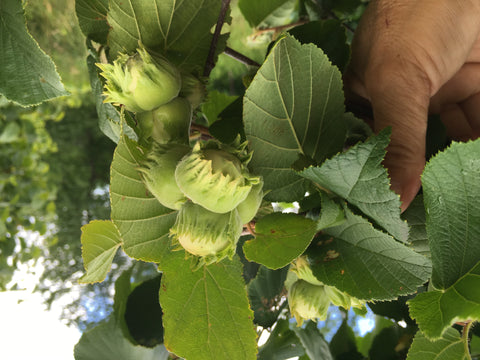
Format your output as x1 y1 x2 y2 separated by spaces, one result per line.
170 202 243 266
236 177 264 224
98 47 181 112
288 279 331 326
137 143 191 210
291 256 323 286
175 140 260 214
136 97 192 145
324 285 366 311
323 285 353 309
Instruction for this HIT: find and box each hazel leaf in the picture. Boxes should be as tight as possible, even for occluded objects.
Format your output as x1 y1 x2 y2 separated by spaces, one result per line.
243 213 317 269
107 0 226 71
408 261 480 339
422 140 480 289
300 129 409 242
244 35 346 202
308 207 431 301
406 328 467 360
79 220 122 284
110 136 177 263
0 0 68 105
160 257 257 360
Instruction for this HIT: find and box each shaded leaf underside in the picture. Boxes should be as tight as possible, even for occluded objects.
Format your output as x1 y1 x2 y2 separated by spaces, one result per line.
110 136 177 263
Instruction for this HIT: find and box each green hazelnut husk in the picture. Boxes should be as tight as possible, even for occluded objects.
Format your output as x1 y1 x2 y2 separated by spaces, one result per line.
170 202 243 267
288 279 331 326
289 256 366 315
291 256 324 286
175 140 260 214
136 97 192 145
137 143 190 210
236 177 264 224
98 47 181 112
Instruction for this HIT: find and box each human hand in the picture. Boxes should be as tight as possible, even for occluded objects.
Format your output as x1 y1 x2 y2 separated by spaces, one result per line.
345 0 480 211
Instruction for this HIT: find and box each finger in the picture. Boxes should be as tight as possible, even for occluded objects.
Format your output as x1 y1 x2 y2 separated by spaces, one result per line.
440 97 480 141
430 63 480 112
460 92 480 137
366 64 430 211
429 63 480 139
440 103 474 141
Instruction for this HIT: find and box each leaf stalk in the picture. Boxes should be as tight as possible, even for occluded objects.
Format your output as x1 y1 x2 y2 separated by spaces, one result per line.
224 47 260 67
203 0 231 77
462 321 473 360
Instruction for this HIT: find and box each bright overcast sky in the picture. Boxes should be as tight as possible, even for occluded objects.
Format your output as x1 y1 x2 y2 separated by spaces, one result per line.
0 257 81 360
0 291 81 360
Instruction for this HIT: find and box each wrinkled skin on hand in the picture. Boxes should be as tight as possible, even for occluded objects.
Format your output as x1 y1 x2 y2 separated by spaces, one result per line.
346 0 480 211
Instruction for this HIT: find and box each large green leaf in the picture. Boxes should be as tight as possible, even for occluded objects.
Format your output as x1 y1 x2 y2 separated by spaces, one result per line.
300 129 409 242
160 257 257 360
292 321 333 360
107 0 225 72
407 328 467 360
0 0 68 105
248 265 289 328
422 140 480 289
243 213 317 269
110 136 177 263
75 0 109 44
308 207 431 301
74 318 169 360
316 191 345 230
408 261 480 339
79 220 122 284
244 35 346 201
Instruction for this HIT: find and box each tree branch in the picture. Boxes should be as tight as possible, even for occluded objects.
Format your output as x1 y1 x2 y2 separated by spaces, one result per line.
203 0 231 77
224 47 260 67
246 221 256 236
190 123 211 137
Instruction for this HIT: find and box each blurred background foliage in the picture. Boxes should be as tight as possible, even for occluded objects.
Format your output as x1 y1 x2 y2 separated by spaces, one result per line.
1 0 123 329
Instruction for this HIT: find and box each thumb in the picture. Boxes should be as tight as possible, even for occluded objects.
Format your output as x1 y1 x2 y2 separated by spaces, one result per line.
368 69 430 211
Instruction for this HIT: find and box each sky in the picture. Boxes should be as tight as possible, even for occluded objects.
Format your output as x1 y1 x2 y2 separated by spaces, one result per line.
0 291 81 360
0 259 81 360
